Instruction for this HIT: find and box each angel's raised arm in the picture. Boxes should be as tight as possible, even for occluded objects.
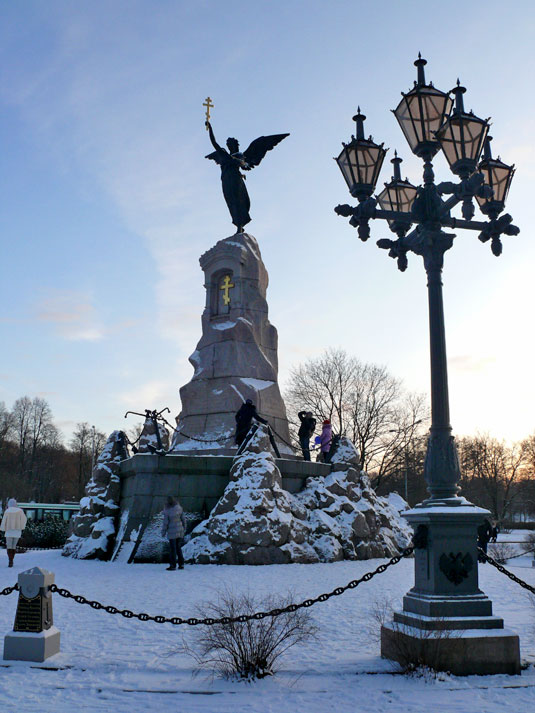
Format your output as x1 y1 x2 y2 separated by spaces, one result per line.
206 121 223 153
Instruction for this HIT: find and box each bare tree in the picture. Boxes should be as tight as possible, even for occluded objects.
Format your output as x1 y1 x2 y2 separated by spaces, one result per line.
11 396 59 494
11 396 33 479
518 433 535 519
0 395 111 503
458 434 527 522
70 423 92 496
0 401 12 456
284 348 428 489
127 422 145 450
69 423 108 497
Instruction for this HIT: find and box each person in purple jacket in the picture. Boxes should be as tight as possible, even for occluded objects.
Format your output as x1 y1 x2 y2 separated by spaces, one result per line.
161 496 187 571
319 419 333 463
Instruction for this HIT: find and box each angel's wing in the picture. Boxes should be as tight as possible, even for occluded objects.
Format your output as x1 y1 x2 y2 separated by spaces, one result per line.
243 133 289 167
205 148 226 165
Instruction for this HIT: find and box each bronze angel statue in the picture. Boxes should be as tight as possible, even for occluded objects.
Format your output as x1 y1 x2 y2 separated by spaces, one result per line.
206 121 289 233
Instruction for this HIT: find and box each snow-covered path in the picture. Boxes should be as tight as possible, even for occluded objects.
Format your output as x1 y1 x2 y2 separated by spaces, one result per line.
0 550 534 713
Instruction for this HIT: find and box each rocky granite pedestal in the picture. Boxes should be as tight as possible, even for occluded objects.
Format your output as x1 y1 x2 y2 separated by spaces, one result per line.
381 504 520 675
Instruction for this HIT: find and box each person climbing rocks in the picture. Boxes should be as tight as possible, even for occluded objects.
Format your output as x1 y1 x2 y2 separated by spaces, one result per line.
0 499 27 568
298 410 316 461
234 399 267 446
161 496 186 571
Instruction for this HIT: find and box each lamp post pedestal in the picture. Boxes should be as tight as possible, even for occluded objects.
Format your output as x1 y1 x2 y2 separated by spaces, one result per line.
381 504 521 674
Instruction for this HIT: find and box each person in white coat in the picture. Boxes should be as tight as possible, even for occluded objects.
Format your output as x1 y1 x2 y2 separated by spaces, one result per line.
0 499 27 567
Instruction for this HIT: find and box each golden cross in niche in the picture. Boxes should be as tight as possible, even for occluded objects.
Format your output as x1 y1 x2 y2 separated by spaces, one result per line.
203 97 214 128
220 274 234 306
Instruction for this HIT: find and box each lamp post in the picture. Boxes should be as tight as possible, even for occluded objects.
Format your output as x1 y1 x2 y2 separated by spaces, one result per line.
335 56 520 675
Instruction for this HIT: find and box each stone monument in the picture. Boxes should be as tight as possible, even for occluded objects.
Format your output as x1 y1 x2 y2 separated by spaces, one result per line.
63 111 409 563
171 231 293 455
3 567 60 662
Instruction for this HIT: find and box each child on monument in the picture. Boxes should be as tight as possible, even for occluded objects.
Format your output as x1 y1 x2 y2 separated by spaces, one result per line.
161 496 186 571
318 419 333 463
1 498 27 567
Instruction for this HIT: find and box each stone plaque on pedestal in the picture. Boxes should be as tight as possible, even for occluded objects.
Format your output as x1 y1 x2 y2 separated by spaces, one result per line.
4 567 60 662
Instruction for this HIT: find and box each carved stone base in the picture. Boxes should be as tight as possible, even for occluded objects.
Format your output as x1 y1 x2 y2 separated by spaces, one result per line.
4 626 60 662
381 622 520 675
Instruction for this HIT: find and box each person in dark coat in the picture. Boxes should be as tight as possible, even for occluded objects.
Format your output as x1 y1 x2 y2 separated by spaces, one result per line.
490 520 499 543
298 411 316 461
234 399 267 446
161 496 186 571
477 518 493 562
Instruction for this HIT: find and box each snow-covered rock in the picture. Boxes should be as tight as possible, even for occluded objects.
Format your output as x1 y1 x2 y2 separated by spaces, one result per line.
136 416 170 453
63 431 128 560
185 425 294 565
183 425 412 565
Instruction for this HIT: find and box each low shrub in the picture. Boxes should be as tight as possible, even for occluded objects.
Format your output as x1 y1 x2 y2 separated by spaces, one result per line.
487 542 516 564
188 589 318 680
521 532 535 555
18 515 69 548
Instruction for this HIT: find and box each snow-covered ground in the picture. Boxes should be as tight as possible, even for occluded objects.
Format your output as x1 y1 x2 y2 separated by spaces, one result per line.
0 545 534 713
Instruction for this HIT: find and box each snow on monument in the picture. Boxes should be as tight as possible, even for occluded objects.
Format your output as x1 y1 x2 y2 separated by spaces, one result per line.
171 231 292 455
63 431 128 560
184 424 411 564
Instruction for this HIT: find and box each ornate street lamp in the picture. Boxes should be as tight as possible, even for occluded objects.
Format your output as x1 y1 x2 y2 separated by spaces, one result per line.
334 56 520 676
435 81 489 179
377 152 418 248
393 54 452 160
476 136 516 217
335 108 387 202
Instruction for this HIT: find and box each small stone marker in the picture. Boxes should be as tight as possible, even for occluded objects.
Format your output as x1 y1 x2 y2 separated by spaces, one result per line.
3 567 60 662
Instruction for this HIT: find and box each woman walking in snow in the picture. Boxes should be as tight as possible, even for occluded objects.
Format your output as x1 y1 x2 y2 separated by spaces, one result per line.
161 496 186 571
1 499 27 567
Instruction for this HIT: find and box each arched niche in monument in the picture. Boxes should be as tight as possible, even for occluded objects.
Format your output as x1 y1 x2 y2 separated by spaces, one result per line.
209 269 235 318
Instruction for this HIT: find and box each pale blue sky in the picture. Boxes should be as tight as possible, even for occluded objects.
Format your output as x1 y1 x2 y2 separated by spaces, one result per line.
1 0 534 442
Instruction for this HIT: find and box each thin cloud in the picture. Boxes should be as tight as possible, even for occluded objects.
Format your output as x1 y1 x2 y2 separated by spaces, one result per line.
36 289 104 341
449 355 496 373
118 380 176 411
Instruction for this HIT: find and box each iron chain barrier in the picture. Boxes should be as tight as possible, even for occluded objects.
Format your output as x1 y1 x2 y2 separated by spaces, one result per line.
18 545 64 552
487 545 535 561
29 548 414 626
0 584 18 597
479 548 535 595
3 548 533 619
